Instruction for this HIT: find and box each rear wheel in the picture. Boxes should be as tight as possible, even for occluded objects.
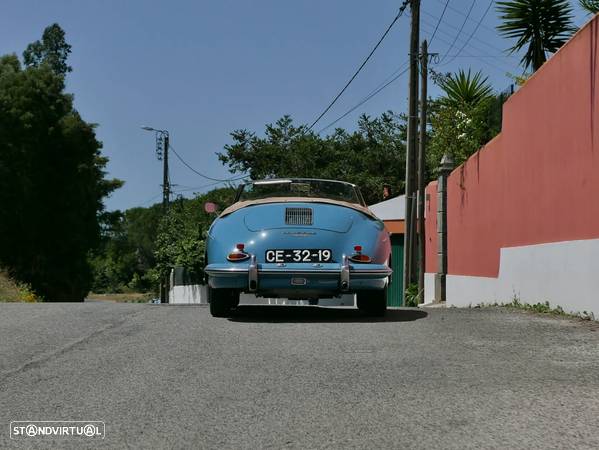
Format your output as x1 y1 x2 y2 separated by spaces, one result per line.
356 287 387 317
209 288 240 317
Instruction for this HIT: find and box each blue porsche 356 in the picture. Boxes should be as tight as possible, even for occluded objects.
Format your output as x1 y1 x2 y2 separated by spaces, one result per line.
205 178 392 317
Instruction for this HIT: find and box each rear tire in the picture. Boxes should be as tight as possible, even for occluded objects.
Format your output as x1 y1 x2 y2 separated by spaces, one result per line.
356 287 387 317
209 288 240 318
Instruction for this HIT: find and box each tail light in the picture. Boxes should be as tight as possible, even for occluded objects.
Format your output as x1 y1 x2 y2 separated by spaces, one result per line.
350 245 371 263
227 243 250 262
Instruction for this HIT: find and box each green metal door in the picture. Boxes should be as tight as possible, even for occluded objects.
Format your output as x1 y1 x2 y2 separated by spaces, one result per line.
387 234 404 306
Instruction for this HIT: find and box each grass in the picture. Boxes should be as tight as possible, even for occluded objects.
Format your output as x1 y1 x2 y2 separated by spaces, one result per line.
86 292 155 303
0 272 40 302
475 295 596 322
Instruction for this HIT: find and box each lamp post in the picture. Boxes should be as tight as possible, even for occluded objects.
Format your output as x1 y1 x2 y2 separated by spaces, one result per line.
141 126 170 303
435 153 454 303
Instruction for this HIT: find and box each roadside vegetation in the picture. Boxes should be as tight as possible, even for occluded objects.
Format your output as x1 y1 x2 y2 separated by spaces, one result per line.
0 24 121 301
473 296 596 321
0 272 42 302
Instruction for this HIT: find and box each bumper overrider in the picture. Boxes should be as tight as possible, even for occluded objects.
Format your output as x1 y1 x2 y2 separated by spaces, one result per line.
205 255 392 294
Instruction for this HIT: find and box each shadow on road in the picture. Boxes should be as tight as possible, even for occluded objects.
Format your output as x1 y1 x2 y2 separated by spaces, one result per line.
228 306 428 323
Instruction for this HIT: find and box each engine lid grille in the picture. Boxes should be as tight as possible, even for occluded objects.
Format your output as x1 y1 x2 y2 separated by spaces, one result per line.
285 207 313 226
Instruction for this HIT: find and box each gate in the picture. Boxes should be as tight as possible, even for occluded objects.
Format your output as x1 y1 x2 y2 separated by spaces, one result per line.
386 234 404 306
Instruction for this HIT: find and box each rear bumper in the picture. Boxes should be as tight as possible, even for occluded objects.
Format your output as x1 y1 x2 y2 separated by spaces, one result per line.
205 255 392 296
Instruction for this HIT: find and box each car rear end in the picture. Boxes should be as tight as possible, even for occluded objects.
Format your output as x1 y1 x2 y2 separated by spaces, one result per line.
205 201 391 300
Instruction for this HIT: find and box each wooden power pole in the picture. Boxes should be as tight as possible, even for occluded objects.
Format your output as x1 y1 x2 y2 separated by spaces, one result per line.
417 39 428 304
403 0 420 304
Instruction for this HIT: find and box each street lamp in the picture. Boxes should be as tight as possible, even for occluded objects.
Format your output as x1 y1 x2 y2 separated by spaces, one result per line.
141 125 171 303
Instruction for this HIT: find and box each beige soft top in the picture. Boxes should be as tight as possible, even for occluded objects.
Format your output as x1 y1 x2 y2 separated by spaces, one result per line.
220 197 379 220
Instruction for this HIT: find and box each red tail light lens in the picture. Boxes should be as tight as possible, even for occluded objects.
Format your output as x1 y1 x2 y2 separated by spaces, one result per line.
350 253 372 263
350 244 371 263
227 243 250 262
227 252 250 261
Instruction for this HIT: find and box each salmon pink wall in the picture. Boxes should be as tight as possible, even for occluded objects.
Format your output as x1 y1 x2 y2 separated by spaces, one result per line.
425 181 437 274
426 17 599 278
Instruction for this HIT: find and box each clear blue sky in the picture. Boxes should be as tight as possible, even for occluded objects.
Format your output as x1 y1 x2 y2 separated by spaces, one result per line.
1 0 591 211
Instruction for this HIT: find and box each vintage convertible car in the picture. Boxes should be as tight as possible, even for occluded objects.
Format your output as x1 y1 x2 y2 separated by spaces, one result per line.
204 178 392 317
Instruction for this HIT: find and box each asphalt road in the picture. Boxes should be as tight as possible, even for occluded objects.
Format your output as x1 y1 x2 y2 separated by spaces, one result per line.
1 303 598 449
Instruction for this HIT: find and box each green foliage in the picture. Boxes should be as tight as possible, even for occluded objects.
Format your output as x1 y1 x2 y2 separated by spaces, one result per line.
438 69 493 107
507 296 595 320
427 94 504 169
23 23 72 76
0 28 122 301
579 0 599 14
507 72 532 86
90 205 162 293
90 188 237 293
0 271 42 303
218 113 407 205
153 188 237 282
497 0 576 71
404 283 420 307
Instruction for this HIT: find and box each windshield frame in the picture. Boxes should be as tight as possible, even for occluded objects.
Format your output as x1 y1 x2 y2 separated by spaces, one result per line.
234 178 365 206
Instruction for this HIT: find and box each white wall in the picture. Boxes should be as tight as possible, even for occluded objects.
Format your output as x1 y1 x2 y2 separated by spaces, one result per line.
170 284 208 304
426 238 599 317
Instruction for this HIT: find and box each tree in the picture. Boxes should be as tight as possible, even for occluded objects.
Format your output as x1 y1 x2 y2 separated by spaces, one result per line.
497 0 576 71
218 113 407 205
89 206 163 293
437 69 493 107
425 69 505 170
152 188 237 285
23 23 72 76
427 100 496 169
579 0 599 14
0 31 121 300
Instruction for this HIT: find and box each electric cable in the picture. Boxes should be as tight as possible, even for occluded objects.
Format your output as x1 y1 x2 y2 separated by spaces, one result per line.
307 0 411 131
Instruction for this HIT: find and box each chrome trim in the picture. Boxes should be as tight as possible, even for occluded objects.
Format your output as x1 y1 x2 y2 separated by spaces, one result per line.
349 254 372 263
285 207 313 226
226 252 250 262
206 268 392 276
205 267 249 274
340 255 350 291
351 270 393 276
248 254 258 292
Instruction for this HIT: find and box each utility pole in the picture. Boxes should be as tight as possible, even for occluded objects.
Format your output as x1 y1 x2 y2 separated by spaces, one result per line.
417 39 428 304
403 0 420 304
162 132 170 304
141 126 171 303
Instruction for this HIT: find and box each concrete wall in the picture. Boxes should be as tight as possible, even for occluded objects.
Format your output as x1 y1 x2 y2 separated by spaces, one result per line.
425 16 599 315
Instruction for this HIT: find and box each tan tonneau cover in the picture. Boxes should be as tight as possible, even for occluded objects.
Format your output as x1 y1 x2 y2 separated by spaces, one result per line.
220 197 379 220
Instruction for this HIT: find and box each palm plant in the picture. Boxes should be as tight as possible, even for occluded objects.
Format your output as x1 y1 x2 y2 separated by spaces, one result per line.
438 69 493 107
579 0 599 14
497 0 576 71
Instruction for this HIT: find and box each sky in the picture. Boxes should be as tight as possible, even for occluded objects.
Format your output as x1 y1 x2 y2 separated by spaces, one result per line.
0 0 591 211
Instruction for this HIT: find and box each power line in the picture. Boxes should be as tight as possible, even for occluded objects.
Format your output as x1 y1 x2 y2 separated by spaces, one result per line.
437 0 476 64
428 0 450 45
142 192 163 206
433 0 498 35
441 0 494 66
421 10 513 57
307 0 411 132
169 143 249 182
317 63 410 134
420 21 514 75
171 178 247 194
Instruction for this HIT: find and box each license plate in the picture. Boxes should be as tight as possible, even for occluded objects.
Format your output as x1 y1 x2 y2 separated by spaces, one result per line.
265 249 332 263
